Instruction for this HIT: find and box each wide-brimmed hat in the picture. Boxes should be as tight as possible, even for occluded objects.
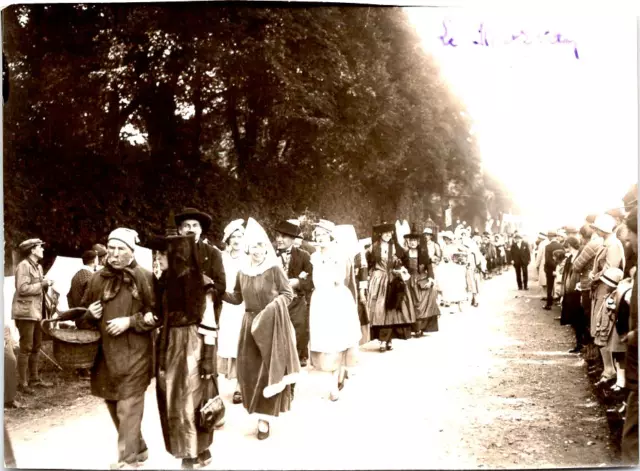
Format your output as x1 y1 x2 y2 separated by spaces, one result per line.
590 214 617 234
223 219 245 243
175 207 213 233
404 223 422 239
275 220 302 239
19 238 45 252
373 222 395 234
601 267 624 289
606 207 627 220
547 230 558 238
313 219 335 235
564 226 578 234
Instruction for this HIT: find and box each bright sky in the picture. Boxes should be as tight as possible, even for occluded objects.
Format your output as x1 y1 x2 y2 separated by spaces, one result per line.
405 9 638 232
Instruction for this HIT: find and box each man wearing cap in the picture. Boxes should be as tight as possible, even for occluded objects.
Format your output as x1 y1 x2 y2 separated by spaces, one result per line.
175 208 226 323
11 238 55 394
510 233 531 290
77 228 156 468
274 220 313 367
621 210 638 464
542 231 564 310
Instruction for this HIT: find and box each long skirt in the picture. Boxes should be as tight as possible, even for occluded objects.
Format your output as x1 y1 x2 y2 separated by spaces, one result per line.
367 270 415 340
438 262 468 303
237 310 293 417
217 300 245 380
309 285 362 372
407 276 440 333
156 325 213 459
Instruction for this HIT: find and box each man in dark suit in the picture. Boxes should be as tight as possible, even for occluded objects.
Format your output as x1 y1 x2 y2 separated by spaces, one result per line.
274 220 313 367
510 233 531 290
175 208 226 323
543 231 564 310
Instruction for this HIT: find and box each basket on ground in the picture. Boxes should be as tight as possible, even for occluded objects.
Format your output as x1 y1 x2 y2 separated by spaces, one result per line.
41 308 101 370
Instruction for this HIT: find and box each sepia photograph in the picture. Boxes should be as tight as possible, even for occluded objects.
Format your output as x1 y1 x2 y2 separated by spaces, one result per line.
2 2 638 469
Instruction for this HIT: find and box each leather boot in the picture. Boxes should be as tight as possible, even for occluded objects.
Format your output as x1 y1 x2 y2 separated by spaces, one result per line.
29 352 53 388
17 353 34 395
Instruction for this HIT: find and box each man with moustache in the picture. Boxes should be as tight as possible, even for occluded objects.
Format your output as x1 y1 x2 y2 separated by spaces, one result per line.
76 228 156 469
274 220 313 367
175 208 226 323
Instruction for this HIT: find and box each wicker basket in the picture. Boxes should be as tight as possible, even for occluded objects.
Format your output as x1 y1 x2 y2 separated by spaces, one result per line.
43 323 101 370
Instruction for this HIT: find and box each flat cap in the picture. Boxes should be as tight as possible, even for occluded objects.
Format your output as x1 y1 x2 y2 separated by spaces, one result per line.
19 238 45 252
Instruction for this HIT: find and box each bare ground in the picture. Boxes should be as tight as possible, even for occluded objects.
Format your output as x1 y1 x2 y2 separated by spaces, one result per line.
4 266 619 469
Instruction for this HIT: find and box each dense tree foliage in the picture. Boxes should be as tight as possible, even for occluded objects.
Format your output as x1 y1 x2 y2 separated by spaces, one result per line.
3 3 513 270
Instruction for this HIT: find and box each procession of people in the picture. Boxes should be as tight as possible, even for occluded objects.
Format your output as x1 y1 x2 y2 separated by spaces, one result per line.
5 195 638 468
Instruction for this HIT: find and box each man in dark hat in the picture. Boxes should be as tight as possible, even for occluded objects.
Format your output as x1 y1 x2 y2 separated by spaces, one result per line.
274 220 313 367
510 233 531 290
543 231 564 310
11 238 55 395
175 208 226 323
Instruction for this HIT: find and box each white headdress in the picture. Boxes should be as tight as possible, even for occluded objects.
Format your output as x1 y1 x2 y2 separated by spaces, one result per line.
222 219 245 244
242 217 278 274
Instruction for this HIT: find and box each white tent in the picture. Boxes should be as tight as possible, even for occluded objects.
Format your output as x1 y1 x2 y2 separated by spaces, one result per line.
135 246 154 273
46 256 85 312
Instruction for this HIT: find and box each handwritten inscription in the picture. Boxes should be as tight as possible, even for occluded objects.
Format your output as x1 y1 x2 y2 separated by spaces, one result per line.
439 20 580 59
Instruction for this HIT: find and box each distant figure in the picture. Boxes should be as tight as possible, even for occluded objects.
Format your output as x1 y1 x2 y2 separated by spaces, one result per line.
510 234 531 290
92 244 108 269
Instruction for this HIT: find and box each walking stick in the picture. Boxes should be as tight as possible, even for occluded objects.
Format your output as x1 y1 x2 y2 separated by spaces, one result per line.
40 349 63 371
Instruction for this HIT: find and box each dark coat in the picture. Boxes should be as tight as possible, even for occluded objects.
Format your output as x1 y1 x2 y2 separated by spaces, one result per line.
284 247 313 298
510 241 531 266
78 261 156 401
544 241 564 272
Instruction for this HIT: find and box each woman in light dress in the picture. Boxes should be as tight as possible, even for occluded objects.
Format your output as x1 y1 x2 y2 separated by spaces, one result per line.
309 220 362 401
217 219 246 405
437 232 468 311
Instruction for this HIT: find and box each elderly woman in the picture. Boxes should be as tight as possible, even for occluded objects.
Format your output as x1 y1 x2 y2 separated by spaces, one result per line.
217 219 246 405
308 220 362 401
222 218 300 440
149 230 217 469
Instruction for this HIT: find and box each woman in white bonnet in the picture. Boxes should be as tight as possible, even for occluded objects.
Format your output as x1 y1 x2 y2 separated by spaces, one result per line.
217 219 246 405
308 219 361 401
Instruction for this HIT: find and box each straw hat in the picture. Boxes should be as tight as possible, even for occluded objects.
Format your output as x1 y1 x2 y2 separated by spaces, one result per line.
591 214 617 234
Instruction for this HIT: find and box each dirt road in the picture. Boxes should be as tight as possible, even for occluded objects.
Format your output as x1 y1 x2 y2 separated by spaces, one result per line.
5 267 617 469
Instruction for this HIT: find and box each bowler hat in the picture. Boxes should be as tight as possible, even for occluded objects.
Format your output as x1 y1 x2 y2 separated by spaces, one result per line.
19 238 44 252
275 220 302 239
175 207 213 233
